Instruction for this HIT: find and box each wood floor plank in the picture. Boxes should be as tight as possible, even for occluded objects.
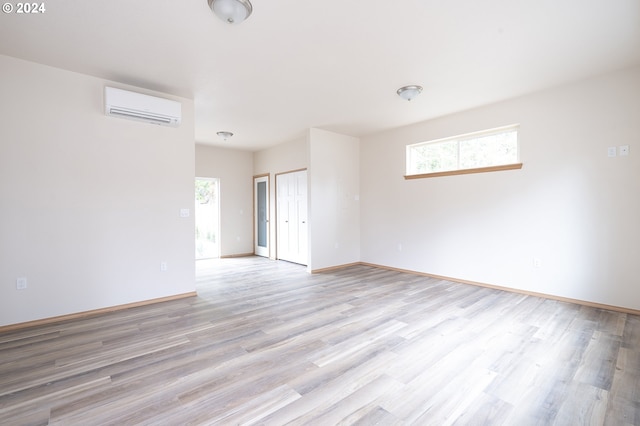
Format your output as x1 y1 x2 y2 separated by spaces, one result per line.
1 257 639 425
554 382 609 426
573 331 621 391
451 391 514 426
260 351 399 425
411 368 498 426
347 404 403 426
288 374 404 426
208 384 302 425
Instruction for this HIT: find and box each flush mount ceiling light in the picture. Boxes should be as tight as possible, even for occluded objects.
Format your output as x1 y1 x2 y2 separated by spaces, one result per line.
207 0 253 24
217 131 234 141
397 85 423 101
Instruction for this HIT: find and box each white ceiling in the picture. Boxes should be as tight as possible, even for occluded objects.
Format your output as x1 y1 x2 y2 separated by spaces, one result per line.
1 0 639 151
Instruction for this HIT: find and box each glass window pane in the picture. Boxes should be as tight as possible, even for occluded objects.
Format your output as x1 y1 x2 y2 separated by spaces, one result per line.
407 126 518 176
410 140 458 173
257 181 267 247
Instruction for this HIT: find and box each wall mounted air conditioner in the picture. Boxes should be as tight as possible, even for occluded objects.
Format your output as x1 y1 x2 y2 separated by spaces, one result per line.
104 86 181 127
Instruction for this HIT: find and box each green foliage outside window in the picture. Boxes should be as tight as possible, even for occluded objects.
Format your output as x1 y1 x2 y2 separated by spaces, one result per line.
407 126 519 175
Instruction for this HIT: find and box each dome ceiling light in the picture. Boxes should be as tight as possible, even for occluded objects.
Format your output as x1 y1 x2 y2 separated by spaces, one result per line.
397 85 423 101
207 0 253 24
217 131 234 141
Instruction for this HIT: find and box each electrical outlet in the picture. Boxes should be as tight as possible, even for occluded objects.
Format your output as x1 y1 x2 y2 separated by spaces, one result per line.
619 145 629 156
608 147 617 157
16 277 27 290
533 258 541 268
160 262 168 272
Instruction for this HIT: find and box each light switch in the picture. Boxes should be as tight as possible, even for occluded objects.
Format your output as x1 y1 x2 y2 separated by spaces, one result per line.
619 145 629 156
607 147 617 157
16 277 27 290
180 208 190 218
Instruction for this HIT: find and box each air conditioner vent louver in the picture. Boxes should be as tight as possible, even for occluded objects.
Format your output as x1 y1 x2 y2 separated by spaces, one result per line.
105 87 181 127
108 107 174 125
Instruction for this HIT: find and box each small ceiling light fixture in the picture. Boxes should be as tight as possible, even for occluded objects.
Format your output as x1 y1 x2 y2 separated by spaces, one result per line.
217 131 234 141
397 85 423 101
207 0 253 24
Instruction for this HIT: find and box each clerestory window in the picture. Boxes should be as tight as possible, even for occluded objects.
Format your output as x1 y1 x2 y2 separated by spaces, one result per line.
405 125 522 179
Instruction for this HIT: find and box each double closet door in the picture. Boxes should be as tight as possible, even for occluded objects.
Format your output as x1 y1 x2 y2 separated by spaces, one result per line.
276 170 308 266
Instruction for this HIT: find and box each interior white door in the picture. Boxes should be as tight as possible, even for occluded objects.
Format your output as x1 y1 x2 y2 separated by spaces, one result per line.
294 171 308 265
276 170 308 265
254 175 269 257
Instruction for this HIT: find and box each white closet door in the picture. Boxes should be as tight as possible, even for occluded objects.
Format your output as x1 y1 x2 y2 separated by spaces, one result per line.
293 170 308 265
277 174 293 262
276 170 308 265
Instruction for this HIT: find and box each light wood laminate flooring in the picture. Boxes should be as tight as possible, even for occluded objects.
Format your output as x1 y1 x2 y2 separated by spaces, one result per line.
1 257 639 425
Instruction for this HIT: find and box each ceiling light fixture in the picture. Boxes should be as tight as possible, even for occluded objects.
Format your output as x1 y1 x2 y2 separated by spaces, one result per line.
207 0 253 24
217 131 234 141
397 85 423 101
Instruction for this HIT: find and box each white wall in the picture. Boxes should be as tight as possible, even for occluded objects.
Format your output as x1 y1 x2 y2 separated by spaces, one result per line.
308 128 360 271
361 66 640 310
253 134 310 259
195 144 253 257
252 130 361 271
0 55 196 327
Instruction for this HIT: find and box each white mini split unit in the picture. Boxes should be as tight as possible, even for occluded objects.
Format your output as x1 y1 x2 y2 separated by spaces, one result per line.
104 86 181 127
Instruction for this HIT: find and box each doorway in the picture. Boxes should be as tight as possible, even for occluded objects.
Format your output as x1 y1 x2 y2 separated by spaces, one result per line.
276 169 308 265
254 174 269 257
195 177 220 260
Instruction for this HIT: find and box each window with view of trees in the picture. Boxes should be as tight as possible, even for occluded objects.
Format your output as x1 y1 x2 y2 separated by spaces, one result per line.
406 125 520 178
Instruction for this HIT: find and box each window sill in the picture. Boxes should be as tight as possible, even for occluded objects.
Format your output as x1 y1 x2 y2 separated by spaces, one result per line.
404 163 523 180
